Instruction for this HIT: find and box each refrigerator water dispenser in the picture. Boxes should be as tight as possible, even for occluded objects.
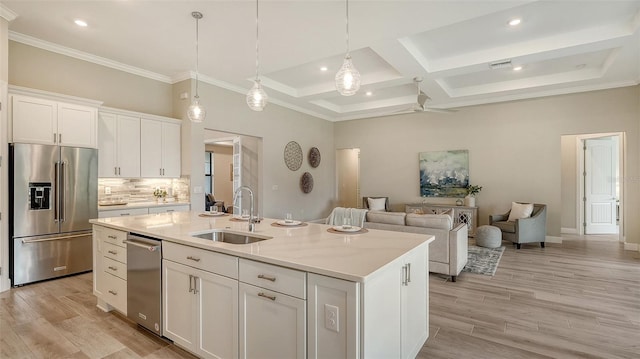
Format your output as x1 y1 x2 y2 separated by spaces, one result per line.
29 182 51 210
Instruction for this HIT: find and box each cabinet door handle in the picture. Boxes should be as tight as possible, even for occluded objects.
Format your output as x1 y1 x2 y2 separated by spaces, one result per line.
258 274 276 282
187 256 201 262
118 167 121 175
53 133 57 143
402 265 408 286
407 263 411 283
114 167 118 176
188 274 194 293
108 290 118 296
59 133 62 143
108 266 117 271
160 168 163 176
107 250 118 255
258 292 276 301
193 276 199 295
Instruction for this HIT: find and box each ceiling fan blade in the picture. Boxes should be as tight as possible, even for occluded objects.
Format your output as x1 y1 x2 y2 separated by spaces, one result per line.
417 91 429 107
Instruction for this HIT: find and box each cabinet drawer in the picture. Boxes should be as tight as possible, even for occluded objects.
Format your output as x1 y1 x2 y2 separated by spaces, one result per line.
98 208 149 218
163 241 238 279
101 226 128 247
239 259 306 299
103 272 127 314
148 205 190 214
103 257 127 280
103 241 127 264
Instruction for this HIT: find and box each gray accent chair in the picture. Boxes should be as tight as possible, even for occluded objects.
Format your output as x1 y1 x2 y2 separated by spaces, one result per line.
362 196 390 211
489 203 547 249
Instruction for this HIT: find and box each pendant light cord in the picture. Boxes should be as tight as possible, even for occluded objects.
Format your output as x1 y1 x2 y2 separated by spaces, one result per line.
195 14 200 98
345 0 350 55
255 0 260 81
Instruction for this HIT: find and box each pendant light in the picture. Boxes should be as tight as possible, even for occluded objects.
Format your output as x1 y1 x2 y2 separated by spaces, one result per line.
335 0 360 96
246 0 268 111
187 11 206 123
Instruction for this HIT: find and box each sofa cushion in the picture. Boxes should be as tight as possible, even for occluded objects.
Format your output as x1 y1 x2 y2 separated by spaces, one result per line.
492 220 515 233
508 202 534 222
367 197 387 211
366 211 406 225
406 213 453 230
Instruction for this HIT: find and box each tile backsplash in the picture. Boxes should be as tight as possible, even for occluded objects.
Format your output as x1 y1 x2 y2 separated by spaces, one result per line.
98 177 190 203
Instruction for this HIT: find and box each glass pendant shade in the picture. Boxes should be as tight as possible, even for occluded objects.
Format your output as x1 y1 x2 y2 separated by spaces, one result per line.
187 97 206 122
246 80 268 111
335 55 361 96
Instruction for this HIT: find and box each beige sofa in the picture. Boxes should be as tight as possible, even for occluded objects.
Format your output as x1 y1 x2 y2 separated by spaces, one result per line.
363 210 468 282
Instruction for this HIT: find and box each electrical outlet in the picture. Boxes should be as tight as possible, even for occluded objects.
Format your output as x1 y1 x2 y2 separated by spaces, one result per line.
324 304 339 332
105 187 111 194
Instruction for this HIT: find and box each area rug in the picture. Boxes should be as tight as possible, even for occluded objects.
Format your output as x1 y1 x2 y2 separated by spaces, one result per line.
462 245 505 276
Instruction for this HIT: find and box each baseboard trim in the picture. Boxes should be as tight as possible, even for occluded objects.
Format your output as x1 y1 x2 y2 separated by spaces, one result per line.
561 227 578 234
545 236 563 244
624 242 639 251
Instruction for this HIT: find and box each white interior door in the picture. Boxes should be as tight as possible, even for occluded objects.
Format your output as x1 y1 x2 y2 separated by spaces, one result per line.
336 149 360 208
584 138 618 234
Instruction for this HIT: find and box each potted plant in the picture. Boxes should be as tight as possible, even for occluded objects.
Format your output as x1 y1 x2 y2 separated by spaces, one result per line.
153 188 167 203
464 184 482 207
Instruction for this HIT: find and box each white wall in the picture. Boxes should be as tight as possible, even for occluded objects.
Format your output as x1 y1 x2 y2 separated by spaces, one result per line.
176 80 335 221
0 17 10 291
334 86 640 243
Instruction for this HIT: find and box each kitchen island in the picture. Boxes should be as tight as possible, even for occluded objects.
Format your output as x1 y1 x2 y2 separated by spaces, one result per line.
91 211 434 359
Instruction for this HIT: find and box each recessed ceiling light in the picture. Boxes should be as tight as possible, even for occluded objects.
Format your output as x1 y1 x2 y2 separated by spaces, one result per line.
320 66 328 72
513 66 523 71
365 91 372 96
508 18 521 26
74 19 88 27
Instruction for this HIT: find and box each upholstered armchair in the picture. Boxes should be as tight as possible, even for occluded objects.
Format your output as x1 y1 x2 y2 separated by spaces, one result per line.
362 196 390 211
489 203 547 249
205 193 226 213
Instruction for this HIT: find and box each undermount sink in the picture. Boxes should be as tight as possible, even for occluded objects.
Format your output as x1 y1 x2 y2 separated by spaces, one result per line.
191 230 272 245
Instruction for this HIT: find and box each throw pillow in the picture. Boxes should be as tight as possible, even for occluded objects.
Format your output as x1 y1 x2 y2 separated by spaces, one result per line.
367 197 386 211
508 202 534 222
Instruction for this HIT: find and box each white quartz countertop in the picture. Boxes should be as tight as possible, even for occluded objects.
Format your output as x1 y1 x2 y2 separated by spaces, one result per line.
98 201 190 211
90 211 433 282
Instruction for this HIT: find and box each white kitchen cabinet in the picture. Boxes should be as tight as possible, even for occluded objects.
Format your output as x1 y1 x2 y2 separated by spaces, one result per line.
98 112 140 177
140 118 181 178
98 207 149 218
239 259 307 359
163 243 239 359
147 204 190 214
308 241 428 359
11 94 97 148
92 225 128 314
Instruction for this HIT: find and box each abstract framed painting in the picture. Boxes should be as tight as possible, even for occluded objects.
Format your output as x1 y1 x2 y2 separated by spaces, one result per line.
419 150 469 197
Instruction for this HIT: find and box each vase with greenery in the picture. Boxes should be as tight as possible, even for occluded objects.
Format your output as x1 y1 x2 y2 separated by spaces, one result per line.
464 184 482 207
153 188 167 203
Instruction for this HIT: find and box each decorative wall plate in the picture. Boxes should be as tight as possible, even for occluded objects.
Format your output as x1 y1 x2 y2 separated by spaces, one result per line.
308 147 321 168
300 172 314 193
284 141 303 171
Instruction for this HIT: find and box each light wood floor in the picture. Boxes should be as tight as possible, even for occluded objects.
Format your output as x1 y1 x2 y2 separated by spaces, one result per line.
1 235 639 358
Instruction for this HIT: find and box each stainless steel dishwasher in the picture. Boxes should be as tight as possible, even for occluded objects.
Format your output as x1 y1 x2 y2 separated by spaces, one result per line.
124 233 162 335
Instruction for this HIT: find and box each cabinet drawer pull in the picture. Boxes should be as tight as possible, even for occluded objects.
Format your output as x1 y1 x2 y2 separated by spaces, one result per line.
257 274 276 282
107 250 118 255
107 235 117 239
108 290 118 296
187 256 201 262
108 266 117 271
258 292 276 301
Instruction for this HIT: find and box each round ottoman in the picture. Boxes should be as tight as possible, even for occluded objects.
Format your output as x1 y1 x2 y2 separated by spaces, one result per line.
476 225 502 248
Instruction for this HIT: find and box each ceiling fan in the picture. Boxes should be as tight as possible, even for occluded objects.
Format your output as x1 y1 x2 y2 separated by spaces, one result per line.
396 77 456 114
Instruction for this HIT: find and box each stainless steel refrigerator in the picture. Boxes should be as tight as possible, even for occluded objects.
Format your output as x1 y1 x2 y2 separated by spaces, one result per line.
9 143 98 286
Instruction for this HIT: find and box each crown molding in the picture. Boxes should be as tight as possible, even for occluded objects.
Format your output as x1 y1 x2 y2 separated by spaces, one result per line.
9 31 173 83
0 4 18 21
9 85 103 107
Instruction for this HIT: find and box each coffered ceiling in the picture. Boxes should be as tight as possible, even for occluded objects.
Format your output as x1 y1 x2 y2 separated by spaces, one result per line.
4 1 640 121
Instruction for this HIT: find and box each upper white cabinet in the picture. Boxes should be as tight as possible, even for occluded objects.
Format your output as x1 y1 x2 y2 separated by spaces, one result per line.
140 118 181 178
98 112 141 177
11 94 98 148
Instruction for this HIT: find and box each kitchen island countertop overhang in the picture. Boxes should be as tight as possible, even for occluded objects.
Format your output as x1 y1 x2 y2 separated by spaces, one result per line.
90 211 434 283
